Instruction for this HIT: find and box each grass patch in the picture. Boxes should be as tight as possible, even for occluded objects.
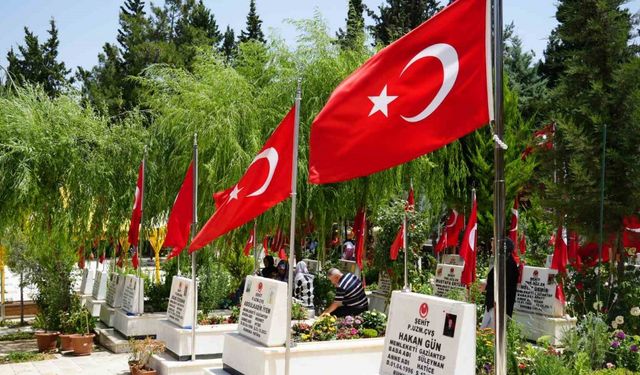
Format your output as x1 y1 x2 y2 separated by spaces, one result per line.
0 332 35 341
2 351 53 364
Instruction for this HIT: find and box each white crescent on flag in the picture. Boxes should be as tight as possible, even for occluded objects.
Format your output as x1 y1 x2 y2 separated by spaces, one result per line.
247 147 279 197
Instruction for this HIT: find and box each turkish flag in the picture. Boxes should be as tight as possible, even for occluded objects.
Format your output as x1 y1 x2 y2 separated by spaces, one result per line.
579 242 611 267
459 196 477 286
623 216 640 249
189 107 295 252
354 207 367 269
555 282 566 305
128 162 144 247
271 229 283 254
434 231 447 254
165 162 194 260
550 225 568 274
278 241 288 261
390 224 404 260
519 233 527 255
132 247 139 270
406 188 415 211
309 0 492 184
508 197 519 245
262 236 269 256
243 228 255 256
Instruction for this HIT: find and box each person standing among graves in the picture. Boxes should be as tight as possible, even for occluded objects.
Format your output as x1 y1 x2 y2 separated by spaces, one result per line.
481 238 519 329
293 261 314 309
321 268 368 317
275 260 289 283
261 255 277 279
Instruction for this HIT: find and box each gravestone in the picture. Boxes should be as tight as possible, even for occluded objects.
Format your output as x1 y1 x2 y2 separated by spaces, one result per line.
302 259 320 274
441 254 464 266
379 291 475 375
79 268 95 295
106 273 126 308
237 275 287 347
514 266 563 317
91 271 108 300
166 276 195 329
376 270 393 297
369 270 393 314
433 264 464 298
544 254 554 268
121 275 144 315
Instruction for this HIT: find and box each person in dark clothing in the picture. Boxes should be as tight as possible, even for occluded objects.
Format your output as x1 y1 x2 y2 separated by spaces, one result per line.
481 238 519 328
321 268 368 317
261 255 277 279
275 259 289 283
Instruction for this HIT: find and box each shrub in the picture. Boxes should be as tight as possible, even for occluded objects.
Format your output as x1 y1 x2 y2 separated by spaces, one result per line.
360 310 387 335
361 328 378 338
291 302 308 321
312 274 335 313
606 330 640 372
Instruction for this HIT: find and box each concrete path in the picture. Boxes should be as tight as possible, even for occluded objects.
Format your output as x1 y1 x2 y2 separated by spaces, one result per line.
0 351 131 375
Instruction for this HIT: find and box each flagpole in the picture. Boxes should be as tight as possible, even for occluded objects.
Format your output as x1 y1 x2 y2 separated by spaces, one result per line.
492 0 508 373
191 133 199 362
285 79 302 375
253 220 259 274
138 147 146 280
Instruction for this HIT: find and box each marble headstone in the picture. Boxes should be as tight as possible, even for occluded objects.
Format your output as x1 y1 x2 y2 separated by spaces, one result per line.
237 275 287 347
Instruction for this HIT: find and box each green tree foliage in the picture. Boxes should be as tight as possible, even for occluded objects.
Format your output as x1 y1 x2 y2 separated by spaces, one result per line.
336 0 365 50
539 0 640 258
221 26 237 59
368 0 441 46
5 19 70 97
239 0 266 44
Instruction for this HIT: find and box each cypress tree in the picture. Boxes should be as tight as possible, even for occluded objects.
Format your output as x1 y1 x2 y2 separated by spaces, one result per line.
368 0 441 46
220 26 237 59
336 0 365 50
5 19 70 97
239 0 266 44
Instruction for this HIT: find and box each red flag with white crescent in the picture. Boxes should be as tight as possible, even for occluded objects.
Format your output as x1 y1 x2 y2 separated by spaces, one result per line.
309 0 492 184
189 107 295 252
459 196 477 286
551 225 568 274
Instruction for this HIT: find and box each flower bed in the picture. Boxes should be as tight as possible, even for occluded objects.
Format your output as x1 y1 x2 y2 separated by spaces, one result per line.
292 310 386 342
197 306 239 325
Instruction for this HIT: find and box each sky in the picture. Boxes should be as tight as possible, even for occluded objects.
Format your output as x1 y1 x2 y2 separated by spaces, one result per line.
0 0 639 75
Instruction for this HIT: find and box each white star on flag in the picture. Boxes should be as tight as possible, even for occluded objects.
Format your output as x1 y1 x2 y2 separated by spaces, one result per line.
368 85 398 117
227 185 243 203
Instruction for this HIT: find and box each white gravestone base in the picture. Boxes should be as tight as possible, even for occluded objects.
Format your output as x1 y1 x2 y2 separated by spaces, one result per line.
99 304 117 327
113 309 165 338
222 332 383 375
150 352 223 375
380 291 476 375
85 296 106 317
156 319 237 360
513 311 576 345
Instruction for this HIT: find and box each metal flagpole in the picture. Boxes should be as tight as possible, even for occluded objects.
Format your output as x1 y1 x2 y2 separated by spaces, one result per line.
191 133 199 361
253 220 259 274
402 213 408 291
492 0 508 373
138 147 146 280
285 79 302 375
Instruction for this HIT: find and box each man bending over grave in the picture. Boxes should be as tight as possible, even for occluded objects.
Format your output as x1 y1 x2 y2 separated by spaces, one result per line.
321 268 368 317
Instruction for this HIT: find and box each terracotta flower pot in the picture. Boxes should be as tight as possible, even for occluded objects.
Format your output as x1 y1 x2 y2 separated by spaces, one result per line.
59 333 73 351
70 334 95 356
131 365 157 375
35 331 59 352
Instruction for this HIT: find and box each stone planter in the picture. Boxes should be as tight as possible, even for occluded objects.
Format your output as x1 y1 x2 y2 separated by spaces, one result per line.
35 331 59 352
70 333 95 356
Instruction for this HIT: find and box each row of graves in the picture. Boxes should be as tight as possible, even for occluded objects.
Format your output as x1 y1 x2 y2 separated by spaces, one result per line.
74 253 576 375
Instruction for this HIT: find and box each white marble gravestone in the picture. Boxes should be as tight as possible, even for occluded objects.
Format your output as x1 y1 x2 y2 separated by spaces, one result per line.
376 270 393 297
238 275 287 347
380 291 476 375
121 275 144 315
91 271 108 300
514 266 563 317
79 268 95 296
433 264 464 298
106 273 126 308
166 276 195 329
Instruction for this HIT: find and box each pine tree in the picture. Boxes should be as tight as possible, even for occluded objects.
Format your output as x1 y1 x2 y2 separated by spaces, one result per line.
368 0 441 46
5 19 70 97
220 26 237 59
539 0 639 266
76 43 124 117
239 0 266 44
336 0 365 50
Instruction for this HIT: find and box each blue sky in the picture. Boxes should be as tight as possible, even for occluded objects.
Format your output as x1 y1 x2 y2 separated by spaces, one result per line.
0 0 638 74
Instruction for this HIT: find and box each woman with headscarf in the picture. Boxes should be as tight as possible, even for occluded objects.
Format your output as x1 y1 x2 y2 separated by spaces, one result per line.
293 261 314 309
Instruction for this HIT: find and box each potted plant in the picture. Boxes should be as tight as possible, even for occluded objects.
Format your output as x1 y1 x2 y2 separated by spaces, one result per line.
69 306 96 356
59 295 82 352
128 337 166 375
33 313 60 352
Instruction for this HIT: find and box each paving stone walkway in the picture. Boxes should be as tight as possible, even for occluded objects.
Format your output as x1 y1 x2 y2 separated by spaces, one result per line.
0 351 131 375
